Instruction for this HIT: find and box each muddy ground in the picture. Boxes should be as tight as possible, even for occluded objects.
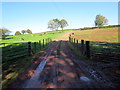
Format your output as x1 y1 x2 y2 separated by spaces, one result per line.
6 32 120 89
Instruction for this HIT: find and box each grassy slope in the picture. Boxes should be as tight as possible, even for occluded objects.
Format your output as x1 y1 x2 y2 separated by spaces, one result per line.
1 30 71 43
72 27 119 43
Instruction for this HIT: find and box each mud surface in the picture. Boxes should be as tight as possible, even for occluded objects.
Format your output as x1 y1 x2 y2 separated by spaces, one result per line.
6 32 120 88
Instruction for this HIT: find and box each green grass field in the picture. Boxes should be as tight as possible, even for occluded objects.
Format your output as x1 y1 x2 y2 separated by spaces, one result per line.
1 30 70 42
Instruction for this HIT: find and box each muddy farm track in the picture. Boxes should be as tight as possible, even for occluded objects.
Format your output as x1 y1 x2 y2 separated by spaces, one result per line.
6 32 120 89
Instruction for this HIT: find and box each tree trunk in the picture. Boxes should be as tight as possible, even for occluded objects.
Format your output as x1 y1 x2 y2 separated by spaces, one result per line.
62 28 63 32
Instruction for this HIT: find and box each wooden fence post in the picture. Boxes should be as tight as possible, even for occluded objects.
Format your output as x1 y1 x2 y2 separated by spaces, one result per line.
47 38 48 45
72 38 74 44
50 38 52 42
69 37 71 42
28 42 31 56
49 38 50 43
4 43 5 47
47 38 49 44
39 40 41 49
85 41 90 58
48 38 50 44
71 38 72 43
37 42 38 49
43 39 44 48
34 42 36 52
74 38 75 46
45 39 47 46
49 38 52 42
76 40 78 48
81 40 84 54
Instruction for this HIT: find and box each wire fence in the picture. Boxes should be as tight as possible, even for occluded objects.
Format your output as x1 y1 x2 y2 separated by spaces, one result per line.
1 38 52 63
69 36 120 62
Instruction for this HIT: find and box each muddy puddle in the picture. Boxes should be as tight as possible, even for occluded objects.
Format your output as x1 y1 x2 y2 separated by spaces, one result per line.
21 50 52 88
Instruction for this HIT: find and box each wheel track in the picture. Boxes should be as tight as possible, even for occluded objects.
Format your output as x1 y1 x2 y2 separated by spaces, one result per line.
64 41 115 88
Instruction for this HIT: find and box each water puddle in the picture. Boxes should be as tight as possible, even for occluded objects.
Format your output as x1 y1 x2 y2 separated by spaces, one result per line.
80 76 90 82
22 51 52 88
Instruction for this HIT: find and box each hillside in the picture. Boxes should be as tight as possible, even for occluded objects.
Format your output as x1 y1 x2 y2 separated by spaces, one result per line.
1 30 72 45
72 28 119 43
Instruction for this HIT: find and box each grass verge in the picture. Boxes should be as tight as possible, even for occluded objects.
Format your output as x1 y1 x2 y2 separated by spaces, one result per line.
57 40 62 55
67 41 89 60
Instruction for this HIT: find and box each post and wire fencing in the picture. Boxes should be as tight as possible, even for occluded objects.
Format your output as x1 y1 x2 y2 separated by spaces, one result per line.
2 38 52 63
69 36 90 58
69 36 120 61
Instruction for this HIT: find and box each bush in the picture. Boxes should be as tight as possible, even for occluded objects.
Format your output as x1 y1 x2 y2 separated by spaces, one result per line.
15 31 21 35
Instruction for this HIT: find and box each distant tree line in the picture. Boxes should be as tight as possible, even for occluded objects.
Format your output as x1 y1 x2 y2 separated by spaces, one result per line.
79 24 120 30
0 28 32 36
15 29 32 35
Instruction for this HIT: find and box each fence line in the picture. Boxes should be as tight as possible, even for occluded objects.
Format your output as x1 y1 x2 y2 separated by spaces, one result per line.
69 36 120 59
2 38 52 61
